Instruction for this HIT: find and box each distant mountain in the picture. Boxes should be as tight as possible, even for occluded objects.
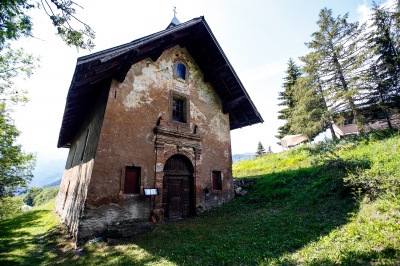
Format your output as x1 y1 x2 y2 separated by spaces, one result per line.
29 159 66 188
43 179 62 188
232 153 256 162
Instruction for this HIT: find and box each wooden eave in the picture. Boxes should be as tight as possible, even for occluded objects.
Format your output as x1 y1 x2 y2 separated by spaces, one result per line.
57 16 263 148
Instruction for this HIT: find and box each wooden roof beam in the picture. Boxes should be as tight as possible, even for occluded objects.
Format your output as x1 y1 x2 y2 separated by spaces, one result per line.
75 60 120 81
223 96 246 114
74 72 112 87
113 49 139 82
150 35 175 61
218 73 234 99
229 111 240 127
203 63 228 83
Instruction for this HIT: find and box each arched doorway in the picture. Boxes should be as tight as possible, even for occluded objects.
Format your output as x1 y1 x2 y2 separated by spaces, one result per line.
162 154 195 220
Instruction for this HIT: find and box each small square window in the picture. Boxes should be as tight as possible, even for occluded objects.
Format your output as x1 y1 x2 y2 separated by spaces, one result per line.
124 167 140 194
212 171 222 191
173 97 186 123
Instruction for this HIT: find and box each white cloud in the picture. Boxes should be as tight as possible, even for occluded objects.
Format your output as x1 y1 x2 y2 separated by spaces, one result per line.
357 2 372 26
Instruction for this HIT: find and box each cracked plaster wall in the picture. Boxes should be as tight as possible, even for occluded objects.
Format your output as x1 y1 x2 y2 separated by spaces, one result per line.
57 45 234 240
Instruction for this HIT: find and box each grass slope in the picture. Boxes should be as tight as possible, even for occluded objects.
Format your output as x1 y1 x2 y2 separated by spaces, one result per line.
0 133 399 265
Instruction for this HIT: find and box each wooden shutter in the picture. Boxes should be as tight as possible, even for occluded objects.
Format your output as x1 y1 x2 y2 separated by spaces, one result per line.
212 171 222 190
124 167 140 194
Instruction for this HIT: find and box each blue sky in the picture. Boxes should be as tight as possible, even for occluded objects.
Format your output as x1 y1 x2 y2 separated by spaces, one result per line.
12 0 382 172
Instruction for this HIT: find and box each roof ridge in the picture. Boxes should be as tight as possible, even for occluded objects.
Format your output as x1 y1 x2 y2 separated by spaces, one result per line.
77 17 204 65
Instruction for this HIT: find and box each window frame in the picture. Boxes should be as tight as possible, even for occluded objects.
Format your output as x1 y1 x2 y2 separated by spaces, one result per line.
172 96 186 123
169 91 190 127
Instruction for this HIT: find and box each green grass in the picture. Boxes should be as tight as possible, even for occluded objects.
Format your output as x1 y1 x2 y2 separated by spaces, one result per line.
0 199 76 265
232 147 311 177
0 133 399 265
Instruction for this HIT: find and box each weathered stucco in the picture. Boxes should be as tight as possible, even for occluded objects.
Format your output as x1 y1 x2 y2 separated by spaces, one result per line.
55 160 94 239
56 45 233 241
55 81 109 240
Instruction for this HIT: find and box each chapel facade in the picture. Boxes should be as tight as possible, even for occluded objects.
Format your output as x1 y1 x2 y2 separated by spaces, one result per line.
55 16 263 241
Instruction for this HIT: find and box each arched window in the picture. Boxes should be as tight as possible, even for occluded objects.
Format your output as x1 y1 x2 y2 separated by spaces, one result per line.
176 63 186 80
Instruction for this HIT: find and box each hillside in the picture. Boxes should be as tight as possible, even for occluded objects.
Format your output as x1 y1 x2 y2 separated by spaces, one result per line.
0 131 399 265
232 152 256 162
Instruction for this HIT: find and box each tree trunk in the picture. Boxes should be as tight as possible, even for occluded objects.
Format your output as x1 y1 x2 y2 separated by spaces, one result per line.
317 81 338 140
332 54 360 126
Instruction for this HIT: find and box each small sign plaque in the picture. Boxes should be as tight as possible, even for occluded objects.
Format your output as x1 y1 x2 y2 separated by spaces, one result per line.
144 188 159 196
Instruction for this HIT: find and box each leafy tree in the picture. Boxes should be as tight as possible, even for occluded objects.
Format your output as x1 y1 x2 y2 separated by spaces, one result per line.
256 141 266 157
0 44 39 104
0 103 35 198
0 196 24 220
1 0 95 51
359 2 400 128
1 0 94 104
276 58 302 141
0 0 94 198
23 186 58 206
23 187 43 206
306 8 366 127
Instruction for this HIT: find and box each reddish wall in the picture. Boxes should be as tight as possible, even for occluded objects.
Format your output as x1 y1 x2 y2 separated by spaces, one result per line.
57 45 234 240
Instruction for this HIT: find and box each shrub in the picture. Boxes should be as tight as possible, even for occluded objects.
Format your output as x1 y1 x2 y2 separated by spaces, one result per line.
33 187 59 206
0 196 23 220
339 133 400 200
363 128 399 142
344 167 400 200
23 187 43 206
23 187 59 207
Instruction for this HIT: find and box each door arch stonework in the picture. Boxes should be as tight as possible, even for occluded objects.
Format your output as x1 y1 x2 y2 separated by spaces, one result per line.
153 123 203 218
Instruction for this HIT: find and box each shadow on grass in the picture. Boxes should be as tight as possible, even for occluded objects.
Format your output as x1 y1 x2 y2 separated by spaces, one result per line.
0 210 51 265
1 160 379 265
277 247 400 266
0 207 79 266
65 161 369 265
129 164 361 265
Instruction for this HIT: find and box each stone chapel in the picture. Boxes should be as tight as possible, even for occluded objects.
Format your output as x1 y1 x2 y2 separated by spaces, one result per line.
55 16 263 241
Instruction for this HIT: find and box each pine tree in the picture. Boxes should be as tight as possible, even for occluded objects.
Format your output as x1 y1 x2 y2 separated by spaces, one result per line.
290 76 325 140
290 52 337 140
394 0 400 99
266 145 273 154
276 58 302 141
393 0 400 51
256 142 266 157
306 8 366 127
360 2 400 128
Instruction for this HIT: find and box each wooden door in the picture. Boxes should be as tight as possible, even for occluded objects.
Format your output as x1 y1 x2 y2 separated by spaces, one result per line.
168 179 183 219
163 155 194 220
